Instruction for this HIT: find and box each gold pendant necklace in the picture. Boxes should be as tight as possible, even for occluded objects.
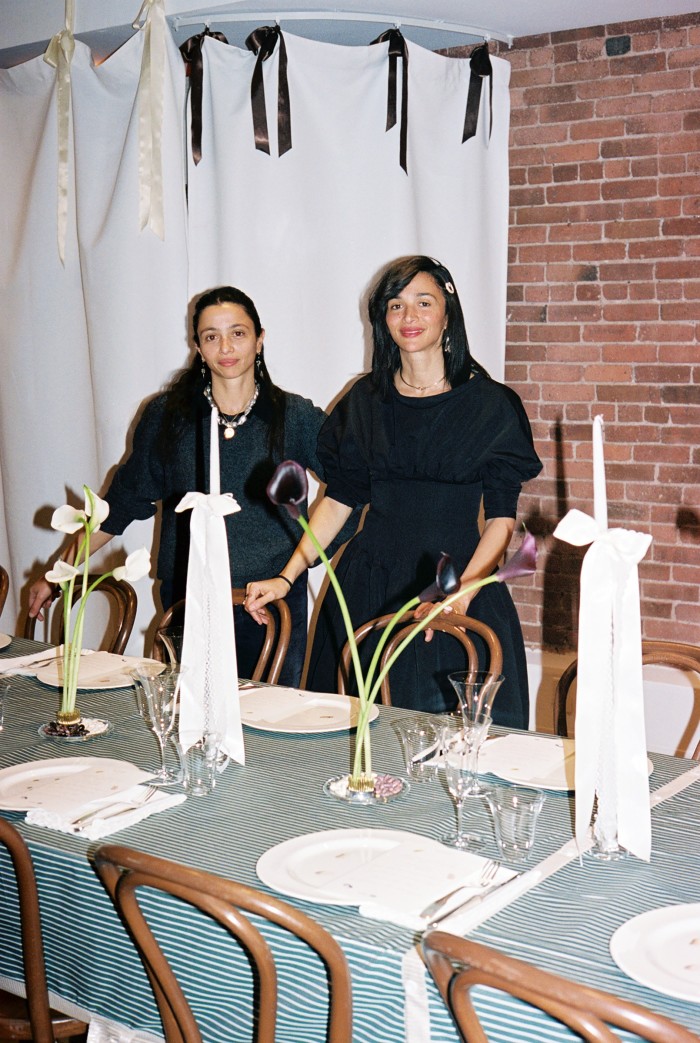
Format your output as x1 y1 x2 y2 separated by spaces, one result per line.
399 370 446 393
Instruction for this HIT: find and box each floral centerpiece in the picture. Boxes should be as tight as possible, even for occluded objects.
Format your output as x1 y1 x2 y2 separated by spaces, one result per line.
267 461 537 799
43 486 150 736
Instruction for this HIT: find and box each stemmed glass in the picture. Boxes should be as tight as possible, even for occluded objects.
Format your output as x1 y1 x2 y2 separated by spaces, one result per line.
157 626 184 667
132 666 184 787
448 671 504 797
441 721 492 850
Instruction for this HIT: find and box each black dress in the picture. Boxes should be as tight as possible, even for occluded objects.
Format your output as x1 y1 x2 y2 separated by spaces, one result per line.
306 373 542 728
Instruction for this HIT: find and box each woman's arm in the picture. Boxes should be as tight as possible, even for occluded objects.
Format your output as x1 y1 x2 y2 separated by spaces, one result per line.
244 495 353 624
28 529 115 621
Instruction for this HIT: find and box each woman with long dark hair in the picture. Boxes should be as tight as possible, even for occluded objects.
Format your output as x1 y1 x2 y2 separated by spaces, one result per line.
29 286 332 685
246 256 542 725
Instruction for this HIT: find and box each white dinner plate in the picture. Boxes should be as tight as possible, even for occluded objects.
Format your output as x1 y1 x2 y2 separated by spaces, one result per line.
239 687 379 734
0 757 150 811
257 828 446 905
478 734 653 791
36 652 162 690
610 904 700 1003
0 633 12 651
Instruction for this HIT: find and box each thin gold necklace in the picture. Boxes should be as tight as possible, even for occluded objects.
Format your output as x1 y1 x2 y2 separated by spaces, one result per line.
399 369 446 393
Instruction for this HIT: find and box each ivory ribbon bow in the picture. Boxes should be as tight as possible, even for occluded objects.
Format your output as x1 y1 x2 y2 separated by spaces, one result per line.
175 409 244 763
554 416 652 860
43 0 75 264
132 0 167 239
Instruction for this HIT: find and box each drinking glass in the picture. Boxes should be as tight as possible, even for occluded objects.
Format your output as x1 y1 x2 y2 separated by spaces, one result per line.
486 785 545 862
133 666 184 786
441 720 492 850
157 626 184 666
448 671 504 796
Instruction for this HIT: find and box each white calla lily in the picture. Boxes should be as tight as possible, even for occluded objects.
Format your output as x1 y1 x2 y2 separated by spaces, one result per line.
83 486 109 528
45 560 80 585
113 547 151 582
51 505 87 534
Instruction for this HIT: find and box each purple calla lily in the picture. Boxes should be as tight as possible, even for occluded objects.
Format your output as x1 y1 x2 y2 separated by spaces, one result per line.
267 460 308 519
496 530 537 582
418 552 461 603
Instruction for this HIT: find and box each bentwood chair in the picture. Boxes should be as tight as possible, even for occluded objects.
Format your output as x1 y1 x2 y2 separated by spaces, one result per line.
94 845 352 1043
0 818 89 1042
337 610 503 707
23 575 137 656
422 932 699 1043
0 566 8 618
555 640 700 758
152 589 292 684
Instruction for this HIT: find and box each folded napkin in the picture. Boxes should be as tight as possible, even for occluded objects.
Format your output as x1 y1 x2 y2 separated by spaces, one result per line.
0 646 64 676
27 784 186 840
350 838 515 930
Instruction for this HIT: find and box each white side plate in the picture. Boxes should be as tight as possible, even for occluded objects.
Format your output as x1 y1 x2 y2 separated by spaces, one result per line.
610 904 700 1003
239 687 379 734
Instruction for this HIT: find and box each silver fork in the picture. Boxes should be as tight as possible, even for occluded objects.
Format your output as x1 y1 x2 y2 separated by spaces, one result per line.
420 860 499 920
71 785 159 828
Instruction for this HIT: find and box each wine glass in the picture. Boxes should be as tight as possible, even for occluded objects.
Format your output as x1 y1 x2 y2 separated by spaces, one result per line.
441 721 492 850
157 626 184 667
133 666 184 787
448 671 504 796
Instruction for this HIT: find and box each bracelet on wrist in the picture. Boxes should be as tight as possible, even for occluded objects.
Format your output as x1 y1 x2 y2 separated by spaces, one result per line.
276 574 293 591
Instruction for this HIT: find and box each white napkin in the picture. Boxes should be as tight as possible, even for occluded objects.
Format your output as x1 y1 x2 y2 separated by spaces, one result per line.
554 416 653 861
176 408 245 765
353 838 514 930
0 646 64 675
27 784 186 840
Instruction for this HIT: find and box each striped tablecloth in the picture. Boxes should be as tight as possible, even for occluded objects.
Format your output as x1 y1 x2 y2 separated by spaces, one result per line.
1 638 699 1042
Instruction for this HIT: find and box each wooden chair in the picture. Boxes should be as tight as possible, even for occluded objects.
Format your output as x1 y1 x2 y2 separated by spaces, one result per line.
23 575 137 656
93 844 352 1043
0 566 8 618
422 932 699 1043
338 610 503 706
152 589 292 684
0 818 88 1042
555 640 700 758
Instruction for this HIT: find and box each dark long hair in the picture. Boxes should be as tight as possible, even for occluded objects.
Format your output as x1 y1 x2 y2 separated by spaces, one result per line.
368 255 488 397
158 286 286 458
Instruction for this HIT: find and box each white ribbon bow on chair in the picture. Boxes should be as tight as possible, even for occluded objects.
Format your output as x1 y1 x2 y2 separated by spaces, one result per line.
554 416 652 861
175 409 245 764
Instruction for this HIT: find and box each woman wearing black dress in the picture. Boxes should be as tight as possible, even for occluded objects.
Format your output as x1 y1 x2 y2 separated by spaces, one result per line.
246 257 542 725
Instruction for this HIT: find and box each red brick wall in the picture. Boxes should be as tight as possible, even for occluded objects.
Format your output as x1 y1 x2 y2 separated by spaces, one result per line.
479 13 699 652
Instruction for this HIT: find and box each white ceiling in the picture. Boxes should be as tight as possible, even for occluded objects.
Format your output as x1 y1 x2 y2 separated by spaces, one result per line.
2 0 699 67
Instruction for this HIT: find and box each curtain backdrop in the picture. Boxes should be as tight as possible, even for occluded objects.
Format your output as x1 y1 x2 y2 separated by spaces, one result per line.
0 19 509 653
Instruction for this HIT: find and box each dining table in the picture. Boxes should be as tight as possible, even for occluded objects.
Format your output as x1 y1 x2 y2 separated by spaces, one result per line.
0 636 699 1043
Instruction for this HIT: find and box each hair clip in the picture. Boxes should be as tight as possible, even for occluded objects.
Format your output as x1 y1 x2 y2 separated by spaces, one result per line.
444 281 455 294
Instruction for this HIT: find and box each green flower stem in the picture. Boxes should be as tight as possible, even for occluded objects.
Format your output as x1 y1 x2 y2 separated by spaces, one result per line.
60 519 99 717
362 597 420 703
297 517 366 704
367 575 500 706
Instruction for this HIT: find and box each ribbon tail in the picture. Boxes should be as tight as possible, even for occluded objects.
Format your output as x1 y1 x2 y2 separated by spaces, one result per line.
135 0 166 239
276 32 292 156
44 27 76 265
463 42 492 145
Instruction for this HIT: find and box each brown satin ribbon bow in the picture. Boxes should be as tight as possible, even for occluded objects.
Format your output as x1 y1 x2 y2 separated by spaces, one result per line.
245 25 292 157
371 28 409 174
463 42 493 143
180 28 229 165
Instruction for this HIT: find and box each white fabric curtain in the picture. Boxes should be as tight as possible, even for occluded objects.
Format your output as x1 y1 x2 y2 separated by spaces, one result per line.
0 20 509 652
0 24 188 645
188 33 510 411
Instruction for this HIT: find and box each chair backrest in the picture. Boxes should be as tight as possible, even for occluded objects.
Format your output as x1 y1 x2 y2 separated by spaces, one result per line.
23 574 137 655
0 565 8 617
94 844 352 1043
556 640 700 758
0 818 88 1043
422 931 699 1043
337 610 503 706
152 589 292 683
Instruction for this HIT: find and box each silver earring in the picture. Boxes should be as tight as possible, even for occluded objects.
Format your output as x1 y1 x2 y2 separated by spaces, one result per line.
255 354 263 373
443 334 451 354
200 359 207 378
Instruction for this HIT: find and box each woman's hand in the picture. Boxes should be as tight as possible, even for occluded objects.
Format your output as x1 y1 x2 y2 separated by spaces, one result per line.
28 578 57 622
244 577 291 625
413 588 475 642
